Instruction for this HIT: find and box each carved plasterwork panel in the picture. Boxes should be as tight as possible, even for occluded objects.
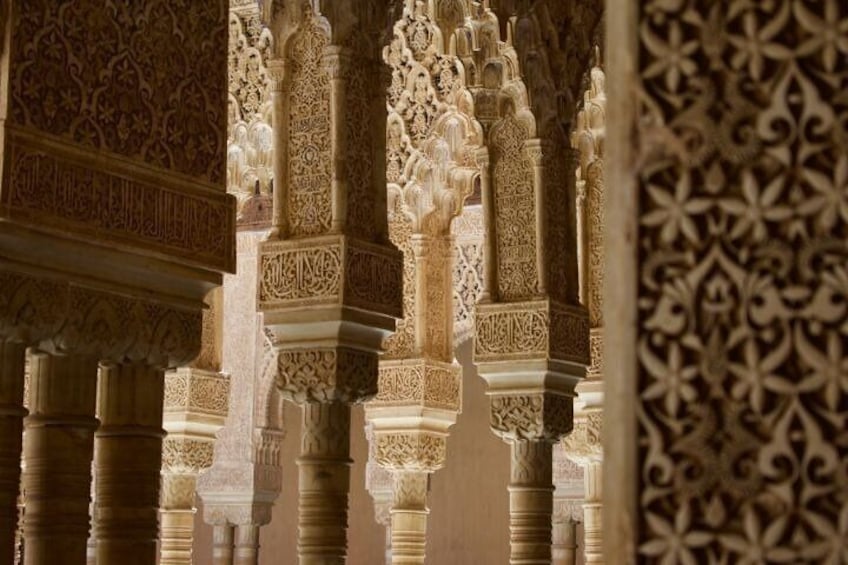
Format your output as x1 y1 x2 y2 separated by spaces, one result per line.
9 1 228 184
627 1 848 562
373 361 461 412
227 4 274 217
475 300 589 365
452 206 485 345
285 17 332 236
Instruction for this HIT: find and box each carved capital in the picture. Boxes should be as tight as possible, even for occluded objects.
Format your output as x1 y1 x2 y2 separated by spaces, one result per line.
277 347 378 404
375 432 446 472
162 437 215 474
490 392 573 443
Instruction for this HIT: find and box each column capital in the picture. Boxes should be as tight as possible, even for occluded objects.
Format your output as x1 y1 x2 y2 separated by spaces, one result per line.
490 392 573 443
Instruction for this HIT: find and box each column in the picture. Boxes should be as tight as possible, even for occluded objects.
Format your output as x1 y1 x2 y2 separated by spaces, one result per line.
212 524 234 565
297 402 351 563
23 352 98 565
562 415 602 565
0 341 25 563
260 3 403 564
509 440 554 563
606 0 848 561
94 362 165 565
234 525 260 565
552 444 583 565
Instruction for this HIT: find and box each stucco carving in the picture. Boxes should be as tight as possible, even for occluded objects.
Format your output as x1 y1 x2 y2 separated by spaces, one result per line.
490 393 573 443
608 1 848 562
375 433 447 472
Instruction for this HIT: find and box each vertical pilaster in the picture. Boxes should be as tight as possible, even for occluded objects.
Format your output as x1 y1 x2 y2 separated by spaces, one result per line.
0 342 25 564
23 351 98 565
94 362 165 565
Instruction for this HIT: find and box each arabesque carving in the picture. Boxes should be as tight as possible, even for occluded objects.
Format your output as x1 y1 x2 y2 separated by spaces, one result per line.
605 1 848 562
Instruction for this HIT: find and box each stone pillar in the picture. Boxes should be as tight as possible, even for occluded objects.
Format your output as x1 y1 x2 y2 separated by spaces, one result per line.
160 289 228 565
260 3 403 564
22 352 99 565
0 342 25 564
606 1 848 561
94 362 165 565
508 440 554 564
365 423 394 565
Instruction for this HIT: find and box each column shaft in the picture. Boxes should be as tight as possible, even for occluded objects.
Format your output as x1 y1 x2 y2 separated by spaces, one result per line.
212 524 234 565
23 352 98 565
582 462 602 564
509 440 554 565
390 471 428 565
234 524 260 565
552 519 577 565
160 509 195 565
0 342 25 564
297 402 351 565
94 363 165 565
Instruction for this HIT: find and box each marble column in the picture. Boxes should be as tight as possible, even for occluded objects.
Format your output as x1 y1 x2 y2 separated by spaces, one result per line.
22 352 99 565
212 524 235 565
0 342 25 564
94 362 165 565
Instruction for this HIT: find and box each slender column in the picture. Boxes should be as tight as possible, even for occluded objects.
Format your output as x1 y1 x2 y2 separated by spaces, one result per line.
552 519 577 565
298 402 351 564
94 362 165 565
23 351 98 565
508 441 554 565
234 524 260 565
390 471 428 565
0 342 25 564
582 462 602 564
160 510 195 565
212 524 235 565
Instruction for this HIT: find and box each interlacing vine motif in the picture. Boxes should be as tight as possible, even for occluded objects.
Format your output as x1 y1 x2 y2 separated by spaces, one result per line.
10 1 227 183
636 2 848 562
286 18 332 235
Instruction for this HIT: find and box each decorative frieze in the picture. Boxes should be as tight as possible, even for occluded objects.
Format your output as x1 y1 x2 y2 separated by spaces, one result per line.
0 268 202 368
164 368 229 417
2 140 235 272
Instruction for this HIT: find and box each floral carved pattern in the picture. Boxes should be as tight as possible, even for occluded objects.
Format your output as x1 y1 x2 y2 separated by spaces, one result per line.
286 18 332 236
10 1 227 183
635 1 848 563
